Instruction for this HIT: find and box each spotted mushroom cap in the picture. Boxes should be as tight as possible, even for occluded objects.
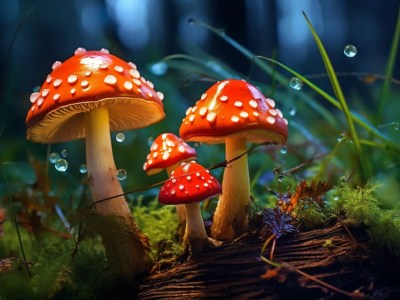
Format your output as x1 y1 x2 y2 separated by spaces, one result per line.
179 79 288 144
143 133 197 175
26 47 165 143
158 161 222 205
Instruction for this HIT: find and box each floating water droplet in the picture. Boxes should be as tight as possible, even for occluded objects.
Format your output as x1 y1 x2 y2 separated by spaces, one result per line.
116 133 125 143
147 137 154 146
116 169 127 180
79 164 87 174
49 152 60 164
150 61 168 76
344 45 357 57
61 149 68 158
280 146 287 154
55 159 68 172
289 77 303 90
289 107 296 116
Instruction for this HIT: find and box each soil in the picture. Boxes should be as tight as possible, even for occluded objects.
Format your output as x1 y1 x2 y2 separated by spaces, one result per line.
136 223 400 299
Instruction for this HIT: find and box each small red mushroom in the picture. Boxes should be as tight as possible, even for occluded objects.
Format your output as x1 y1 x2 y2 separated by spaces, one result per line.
25 47 165 280
179 79 288 241
143 132 197 232
158 161 222 254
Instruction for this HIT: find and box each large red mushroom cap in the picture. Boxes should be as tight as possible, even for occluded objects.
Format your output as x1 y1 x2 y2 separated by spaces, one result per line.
143 133 197 175
179 79 288 144
158 161 221 205
26 47 165 143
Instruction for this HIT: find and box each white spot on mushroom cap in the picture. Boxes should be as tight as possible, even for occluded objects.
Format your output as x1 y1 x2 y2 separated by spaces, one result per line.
249 100 258 108
114 65 124 73
199 107 208 116
41 89 50 98
99 63 108 70
100 48 109 53
124 81 133 90
234 101 243 108
240 111 249 118
189 115 195 123
162 151 170 160
207 111 217 123
81 80 89 88
283 118 288 125
52 61 62 70
147 80 154 89
128 62 137 69
74 47 87 55
46 75 52 84
179 184 184 190
201 93 207 100
129 69 140 79
37 97 44 107
151 142 159 151
67 75 78 84
53 94 60 101
70 88 76 95
231 116 240 123
269 109 277 116
219 95 228 102
53 79 62 87
84 71 91 77
267 116 276 124
104 74 117 85
30 92 40 103
276 109 283 118
157 91 164 100
266 98 275 108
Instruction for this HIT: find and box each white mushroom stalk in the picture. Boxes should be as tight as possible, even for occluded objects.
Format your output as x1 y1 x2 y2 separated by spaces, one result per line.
84 107 130 218
211 137 250 241
184 202 209 253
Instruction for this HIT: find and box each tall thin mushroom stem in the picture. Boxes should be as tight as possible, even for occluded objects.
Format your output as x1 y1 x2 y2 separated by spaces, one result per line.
84 107 152 280
211 137 250 241
184 202 209 254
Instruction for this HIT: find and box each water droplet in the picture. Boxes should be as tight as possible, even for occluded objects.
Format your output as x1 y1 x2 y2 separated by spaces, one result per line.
289 77 303 90
79 164 87 174
116 169 127 181
280 146 287 154
150 62 168 76
116 133 125 143
147 137 154 146
55 159 68 172
61 149 68 158
344 45 357 57
49 152 60 164
289 107 296 116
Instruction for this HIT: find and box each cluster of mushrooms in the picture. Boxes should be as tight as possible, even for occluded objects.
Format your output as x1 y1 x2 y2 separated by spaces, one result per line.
26 49 288 280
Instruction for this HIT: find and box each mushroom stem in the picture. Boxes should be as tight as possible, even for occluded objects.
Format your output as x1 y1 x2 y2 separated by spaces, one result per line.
184 202 208 253
85 107 128 217
84 107 152 280
166 163 187 236
211 137 250 241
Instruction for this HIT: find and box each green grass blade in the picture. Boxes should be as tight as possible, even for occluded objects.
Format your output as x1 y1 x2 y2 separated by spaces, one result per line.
302 11 368 181
378 5 400 116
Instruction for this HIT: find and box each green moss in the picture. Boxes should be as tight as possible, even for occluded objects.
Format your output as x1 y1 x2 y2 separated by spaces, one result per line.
330 182 400 255
132 195 179 248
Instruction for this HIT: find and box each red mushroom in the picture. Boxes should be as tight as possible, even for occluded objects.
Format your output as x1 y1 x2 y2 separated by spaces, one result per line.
143 132 197 232
26 47 165 280
179 79 288 241
158 161 222 254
